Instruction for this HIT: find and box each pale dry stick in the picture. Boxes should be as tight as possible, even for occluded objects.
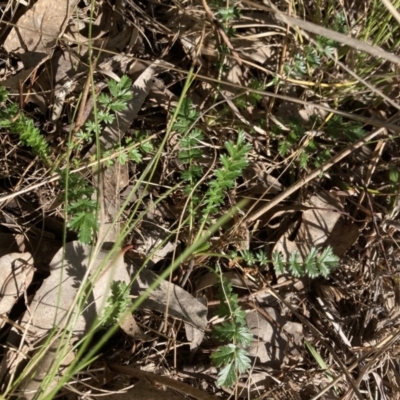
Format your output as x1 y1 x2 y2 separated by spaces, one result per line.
72 59 97 135
245 127 387 224
381 0 400 26
244 0 400 112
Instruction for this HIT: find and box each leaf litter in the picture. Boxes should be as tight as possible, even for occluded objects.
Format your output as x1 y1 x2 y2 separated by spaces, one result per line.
1 0 400 398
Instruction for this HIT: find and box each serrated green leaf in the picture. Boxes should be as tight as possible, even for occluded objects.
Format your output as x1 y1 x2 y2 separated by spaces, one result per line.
109 101 128 112
304 247 319 278
68 198 98 213
128 148 142 163
289 250 303 277
389 167 399 183
68 211 98 244
140 140 154 153
210 344 236 367
118 152 128 165
98 93 111 106
108 79 119 98
235 326 253 347
235 348 252 373
299 151 309 169
256 250 268 265
98 111 114 124
317 246 339 277
102 281 131 326
213 322 237 342
278 140 290 156
118 75 132 92
216 361 236 388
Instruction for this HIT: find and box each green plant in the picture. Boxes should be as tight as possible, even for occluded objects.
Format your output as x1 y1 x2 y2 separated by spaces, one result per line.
0 88 50 162
324 114 366 142
234 78 264 110
272 246 339 278
61 171 98 244
65 76 135 243
285 12 347 78
72 76 133 155
200 130 251 225
101 281 132 327
171 99 205 195
272 114 367 170
210 274 253 388
211 0 241 38
169 105 253 388
210 245 338 387
229 246 339 279
0 76 135 244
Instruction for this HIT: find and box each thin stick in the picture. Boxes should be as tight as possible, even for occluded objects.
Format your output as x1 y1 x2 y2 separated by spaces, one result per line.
73 59 97 134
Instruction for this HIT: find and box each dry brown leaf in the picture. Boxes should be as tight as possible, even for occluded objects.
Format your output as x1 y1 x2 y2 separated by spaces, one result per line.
98 380 187 400
273 192 358 261
4 0 79 68
21 240 206 346
128 262 208 336
16 335 75 400
246 308 303 367
21 242 139 339
0 68 35 89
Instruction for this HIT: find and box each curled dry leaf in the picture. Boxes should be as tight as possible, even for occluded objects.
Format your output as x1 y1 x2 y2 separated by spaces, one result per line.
0 252 34 326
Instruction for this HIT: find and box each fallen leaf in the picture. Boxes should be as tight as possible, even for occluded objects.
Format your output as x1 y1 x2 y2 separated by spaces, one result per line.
21 242 136 338
243 162 283 195
273 191 357 261
195 271 258 293
129 262 208 335
246 308 303 368
21 241 207 346
4 0 79 68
